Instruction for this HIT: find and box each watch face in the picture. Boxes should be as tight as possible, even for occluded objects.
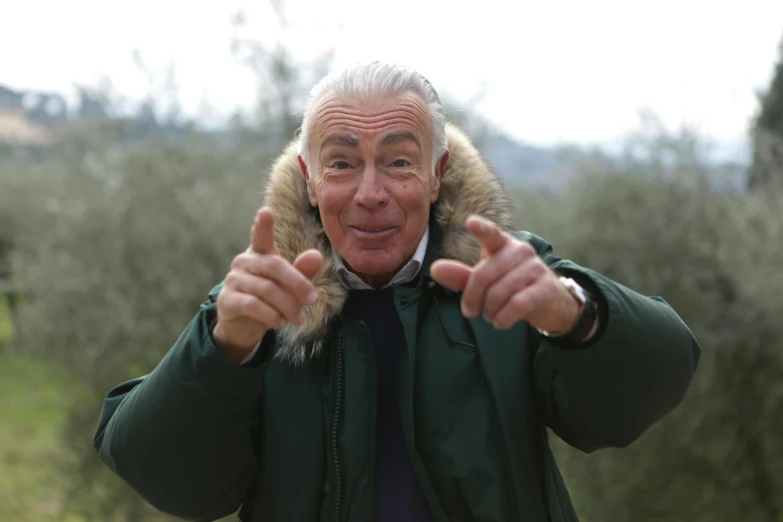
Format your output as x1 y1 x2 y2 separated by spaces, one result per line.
559 277 587 305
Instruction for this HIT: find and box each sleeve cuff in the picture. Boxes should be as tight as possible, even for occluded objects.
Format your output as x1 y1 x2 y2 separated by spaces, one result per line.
207 317 274 367
582 316 601 341
241 340 265 365
538 313 601 342
540 269 609 349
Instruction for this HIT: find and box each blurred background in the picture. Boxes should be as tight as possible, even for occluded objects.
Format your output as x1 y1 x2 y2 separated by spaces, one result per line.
2 0 783 520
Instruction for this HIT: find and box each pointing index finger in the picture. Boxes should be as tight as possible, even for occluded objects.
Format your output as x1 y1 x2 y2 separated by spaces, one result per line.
465 215 508 255
251 208 278 255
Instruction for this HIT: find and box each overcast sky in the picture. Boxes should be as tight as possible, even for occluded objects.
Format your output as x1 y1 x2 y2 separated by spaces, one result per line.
3 0 782 150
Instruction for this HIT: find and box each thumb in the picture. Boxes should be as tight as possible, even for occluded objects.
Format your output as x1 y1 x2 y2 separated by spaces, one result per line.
250 207 279 255
293 249 324 281
430 259 473 292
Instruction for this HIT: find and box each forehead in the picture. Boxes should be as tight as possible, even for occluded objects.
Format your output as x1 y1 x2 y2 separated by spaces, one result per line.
310 91 432 149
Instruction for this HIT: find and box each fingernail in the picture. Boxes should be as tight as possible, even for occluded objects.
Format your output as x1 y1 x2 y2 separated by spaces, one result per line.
307 291 318 305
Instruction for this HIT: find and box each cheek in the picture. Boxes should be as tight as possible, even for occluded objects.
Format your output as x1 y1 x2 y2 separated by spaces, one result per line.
399 178 431 206
316 183 355 217
394 189 432 219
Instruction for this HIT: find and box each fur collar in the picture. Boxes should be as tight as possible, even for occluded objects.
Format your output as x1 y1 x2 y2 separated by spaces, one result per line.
263 123 515 364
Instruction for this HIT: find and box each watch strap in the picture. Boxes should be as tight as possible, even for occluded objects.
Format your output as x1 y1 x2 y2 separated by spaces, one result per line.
537 276 599 340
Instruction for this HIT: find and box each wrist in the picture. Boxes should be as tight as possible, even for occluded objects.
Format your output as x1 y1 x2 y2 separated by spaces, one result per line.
562 305 597 342
212 321 266 363
537 276 598 341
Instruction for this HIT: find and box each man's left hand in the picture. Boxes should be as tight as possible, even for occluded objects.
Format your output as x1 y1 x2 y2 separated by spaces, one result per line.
430 215 582 333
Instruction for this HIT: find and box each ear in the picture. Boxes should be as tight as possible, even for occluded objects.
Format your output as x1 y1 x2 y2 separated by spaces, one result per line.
298 155 318 207
430 151 450 203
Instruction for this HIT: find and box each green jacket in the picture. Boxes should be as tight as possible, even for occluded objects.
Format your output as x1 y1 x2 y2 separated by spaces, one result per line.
94 124 700 522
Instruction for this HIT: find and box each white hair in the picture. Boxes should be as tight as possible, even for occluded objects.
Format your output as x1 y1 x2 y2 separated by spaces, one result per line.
298 61 447 172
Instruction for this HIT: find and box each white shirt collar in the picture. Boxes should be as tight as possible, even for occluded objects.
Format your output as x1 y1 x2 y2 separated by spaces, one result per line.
332 226 430 290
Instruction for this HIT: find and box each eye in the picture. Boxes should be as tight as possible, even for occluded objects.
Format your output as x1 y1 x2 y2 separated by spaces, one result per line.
330 160 351 170
391 159 410 168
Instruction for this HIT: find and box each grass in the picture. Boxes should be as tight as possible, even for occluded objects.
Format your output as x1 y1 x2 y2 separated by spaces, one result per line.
0 297 82 521
0 295 13 342
0 299 236 522
0 354 75 521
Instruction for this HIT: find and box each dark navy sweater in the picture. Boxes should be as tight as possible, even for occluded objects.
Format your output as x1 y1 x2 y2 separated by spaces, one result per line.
342 288 435 522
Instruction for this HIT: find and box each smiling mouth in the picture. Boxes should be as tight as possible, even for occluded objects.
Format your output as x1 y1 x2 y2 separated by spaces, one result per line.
351 226 397 234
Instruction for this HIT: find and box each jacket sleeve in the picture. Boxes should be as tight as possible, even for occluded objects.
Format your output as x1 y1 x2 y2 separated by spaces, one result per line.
93 282 269 521
518 232 701 453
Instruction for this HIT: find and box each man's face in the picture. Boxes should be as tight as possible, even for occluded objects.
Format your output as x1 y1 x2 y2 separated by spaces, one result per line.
299 91 447 288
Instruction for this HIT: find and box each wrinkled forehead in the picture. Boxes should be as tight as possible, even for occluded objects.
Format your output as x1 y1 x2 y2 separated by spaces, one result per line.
309 91 433 152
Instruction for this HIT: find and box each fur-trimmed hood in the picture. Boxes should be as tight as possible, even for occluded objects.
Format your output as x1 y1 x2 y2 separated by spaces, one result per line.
263 123 516 364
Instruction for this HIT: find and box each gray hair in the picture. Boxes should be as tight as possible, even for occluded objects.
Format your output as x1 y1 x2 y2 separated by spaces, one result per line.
298 61 447 171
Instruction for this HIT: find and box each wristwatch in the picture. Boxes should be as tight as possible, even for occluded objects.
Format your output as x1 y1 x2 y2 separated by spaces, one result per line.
537 276 599 339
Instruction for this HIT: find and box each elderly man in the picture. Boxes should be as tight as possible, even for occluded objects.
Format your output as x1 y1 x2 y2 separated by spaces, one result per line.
94 61 700 522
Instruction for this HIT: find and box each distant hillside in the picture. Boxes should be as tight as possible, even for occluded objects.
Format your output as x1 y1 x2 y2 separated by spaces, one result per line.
480 131 573 188
0 83 748 190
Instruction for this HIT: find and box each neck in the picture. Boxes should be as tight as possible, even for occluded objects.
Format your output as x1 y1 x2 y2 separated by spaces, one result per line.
344 260 402 289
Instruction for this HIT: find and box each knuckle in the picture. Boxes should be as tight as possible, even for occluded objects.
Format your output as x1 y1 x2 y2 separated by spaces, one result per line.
247 295 267 315
224 270 242 287
486 284 505 306
231 252 250 270
243 253 267 275
254 277 273 296
471 269 491 288
513 239 534 255
267 254 288 272
215 292 229 311
493 308 511 327
247 298 267 322
217 285 236 303
262 282 293 313
519 241 535 255
461 290 477 307
217 293 241 318
271 287 292 307
282 302 298 318
511 292 530 315
526 258 547 277
265 308 285 328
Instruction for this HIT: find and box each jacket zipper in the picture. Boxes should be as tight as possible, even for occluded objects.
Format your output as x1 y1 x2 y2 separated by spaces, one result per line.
331 320 345 522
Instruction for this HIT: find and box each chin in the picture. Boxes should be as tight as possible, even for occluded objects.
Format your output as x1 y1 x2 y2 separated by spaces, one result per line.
344 251 402 277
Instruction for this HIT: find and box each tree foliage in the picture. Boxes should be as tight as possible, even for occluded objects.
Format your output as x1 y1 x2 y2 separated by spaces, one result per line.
2 13 783 522
749 32 783 191
3 104 782 521
515 126 783 522
1 123 276 521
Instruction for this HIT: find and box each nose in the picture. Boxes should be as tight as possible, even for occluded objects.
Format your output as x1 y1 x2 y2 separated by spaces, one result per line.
354 166 389 208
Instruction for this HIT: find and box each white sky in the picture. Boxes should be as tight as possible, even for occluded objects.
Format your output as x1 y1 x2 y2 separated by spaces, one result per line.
2 0 782 149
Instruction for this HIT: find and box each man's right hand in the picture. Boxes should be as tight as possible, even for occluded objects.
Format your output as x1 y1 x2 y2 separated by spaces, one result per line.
213 207 324 362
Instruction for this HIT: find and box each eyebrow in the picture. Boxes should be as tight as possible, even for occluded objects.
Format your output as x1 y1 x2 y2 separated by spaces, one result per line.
319 134 359 152
380 131 421 150
318 131 422 153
